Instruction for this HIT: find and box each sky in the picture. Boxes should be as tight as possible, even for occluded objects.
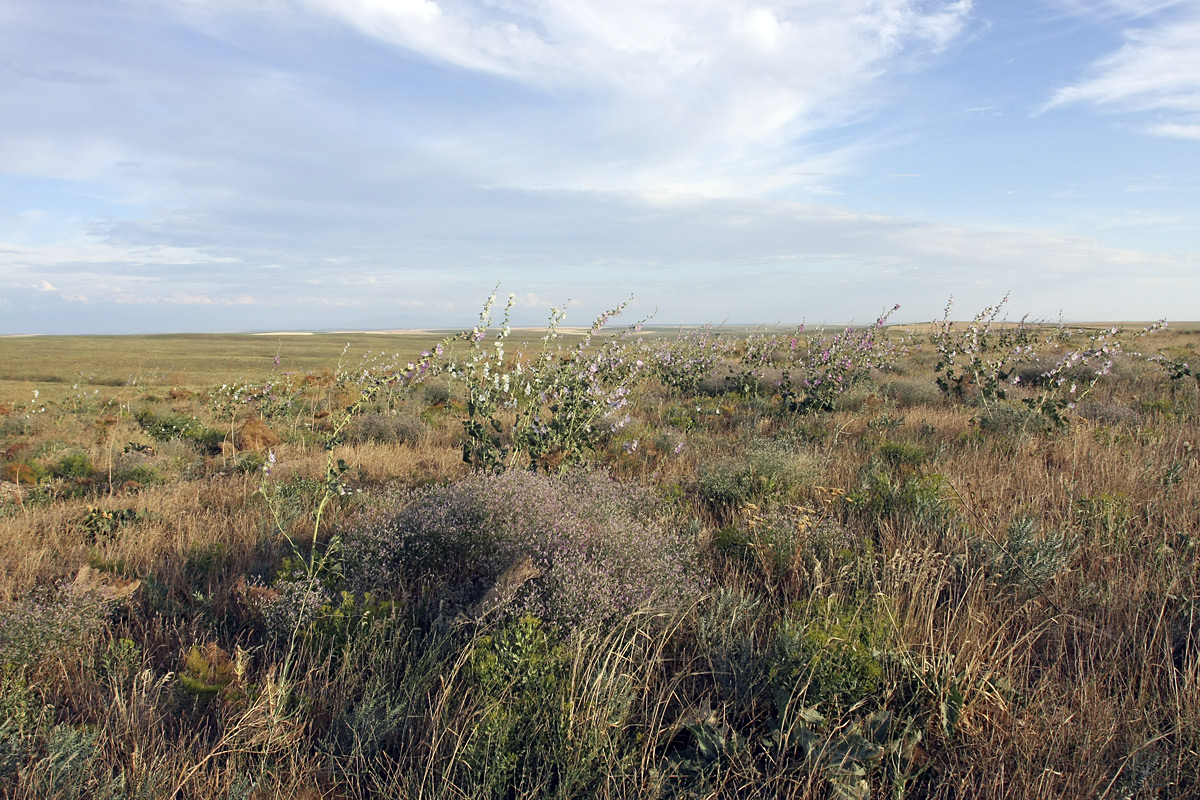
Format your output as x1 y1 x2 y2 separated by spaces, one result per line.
1 0 1198 334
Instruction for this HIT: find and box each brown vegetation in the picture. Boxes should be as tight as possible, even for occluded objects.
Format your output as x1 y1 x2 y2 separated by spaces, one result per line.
0 322 1197 798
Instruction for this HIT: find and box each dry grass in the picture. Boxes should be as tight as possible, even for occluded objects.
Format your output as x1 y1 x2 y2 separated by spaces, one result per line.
1 323 1198 798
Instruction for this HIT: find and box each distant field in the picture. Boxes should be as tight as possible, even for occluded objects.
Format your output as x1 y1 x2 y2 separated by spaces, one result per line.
3 321 1194 405
0 329 594 404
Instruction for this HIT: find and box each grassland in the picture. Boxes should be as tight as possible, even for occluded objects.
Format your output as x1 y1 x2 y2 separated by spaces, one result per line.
0 313 1198 799
0 331 565 404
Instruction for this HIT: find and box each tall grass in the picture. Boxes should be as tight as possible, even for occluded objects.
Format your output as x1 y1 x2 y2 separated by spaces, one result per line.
0 303 1197 797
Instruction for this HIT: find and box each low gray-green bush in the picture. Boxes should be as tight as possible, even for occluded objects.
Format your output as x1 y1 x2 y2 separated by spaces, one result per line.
881 379 941 408
349 411 428 445
342 469 705 628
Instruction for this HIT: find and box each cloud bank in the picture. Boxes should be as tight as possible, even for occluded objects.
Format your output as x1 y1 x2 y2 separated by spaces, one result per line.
0 0 1196 333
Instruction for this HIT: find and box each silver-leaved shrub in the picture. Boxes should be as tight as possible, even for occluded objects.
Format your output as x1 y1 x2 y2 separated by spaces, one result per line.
342 469 705 629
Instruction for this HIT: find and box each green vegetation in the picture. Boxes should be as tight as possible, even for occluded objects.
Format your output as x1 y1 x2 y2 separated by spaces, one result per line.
0 300 1198 798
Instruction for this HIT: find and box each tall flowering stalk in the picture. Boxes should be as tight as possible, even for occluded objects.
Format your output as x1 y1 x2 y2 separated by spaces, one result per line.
442 290 644 472
932 295 1165 424
443 290 518 473
778 305 903 413
931 294 1041 407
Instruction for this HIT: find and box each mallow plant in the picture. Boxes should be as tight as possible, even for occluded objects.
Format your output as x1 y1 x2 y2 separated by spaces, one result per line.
441 290 645 472
777 305 903 414
931 294 1043 407
932 294 1165 425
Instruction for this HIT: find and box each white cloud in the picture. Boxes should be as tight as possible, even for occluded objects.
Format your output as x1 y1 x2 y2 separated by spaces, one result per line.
5 181 1195 326
1147 121 1200 139
1046 9 1200 137
283 0 974 195
1050 0 1191 20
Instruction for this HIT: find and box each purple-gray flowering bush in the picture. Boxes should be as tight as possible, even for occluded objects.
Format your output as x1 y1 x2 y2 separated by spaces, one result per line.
641 326 733 395
0 584 108 671
342 469 705 629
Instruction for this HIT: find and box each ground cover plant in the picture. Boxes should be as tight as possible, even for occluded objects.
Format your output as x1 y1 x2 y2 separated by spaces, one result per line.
0 295 1198 798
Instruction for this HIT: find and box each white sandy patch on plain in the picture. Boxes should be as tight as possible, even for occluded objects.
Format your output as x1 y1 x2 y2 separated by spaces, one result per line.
343 330 442 336
337 327 608 336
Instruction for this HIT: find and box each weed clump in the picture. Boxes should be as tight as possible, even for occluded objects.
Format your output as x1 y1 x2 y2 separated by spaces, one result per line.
0 584 108 672
348 411 428 445
696 439 821 514
343 469 704 628
976 403 1054 436
52 452 94 480
881 379 941 407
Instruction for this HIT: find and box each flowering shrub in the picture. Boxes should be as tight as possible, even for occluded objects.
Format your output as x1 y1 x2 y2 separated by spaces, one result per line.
441 291 645 472
0 583 108 671
779 306 903 413
258 571 334 640
931 294 1040 406
1151 354 1197 388
342 469 704 628
1023 321 1165 425
210 376 306 425
640 326 732 395
932 296 1166 425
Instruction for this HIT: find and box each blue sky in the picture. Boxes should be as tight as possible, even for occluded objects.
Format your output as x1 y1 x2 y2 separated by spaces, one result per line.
1 0 1197 333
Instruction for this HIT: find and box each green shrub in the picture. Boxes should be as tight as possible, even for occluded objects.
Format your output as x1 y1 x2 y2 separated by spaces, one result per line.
52 452 94 479
134 409 223 453
0 667 41 782
464 615 571 790
976 403 1054 436
769 597 889 714
113 459 163 486
233 451 266 473
848 467 958 533
876 440 927 470
970 516 1073 598
696 440 820 512
1074 491 1132 543
881 379 941 407
182 541 228 581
